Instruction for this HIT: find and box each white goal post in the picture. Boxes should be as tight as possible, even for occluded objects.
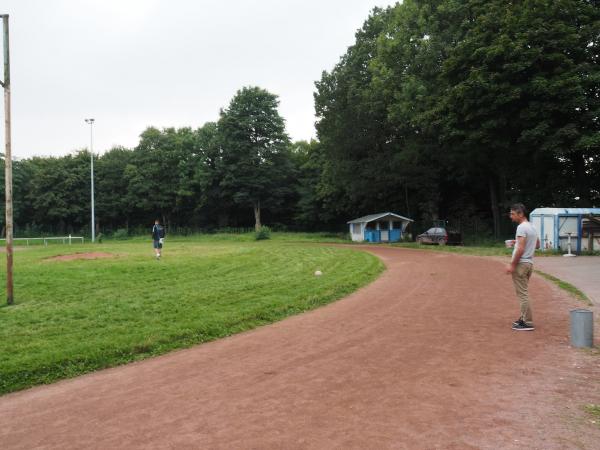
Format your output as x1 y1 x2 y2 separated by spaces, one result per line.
0 235 85 246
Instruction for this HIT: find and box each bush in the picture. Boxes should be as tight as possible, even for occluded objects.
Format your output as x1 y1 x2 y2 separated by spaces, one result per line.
269 223 288 232
255 226 271 240
113 228 129 240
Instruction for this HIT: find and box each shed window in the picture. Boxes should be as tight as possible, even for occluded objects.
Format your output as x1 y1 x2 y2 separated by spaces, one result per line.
352 223 361 234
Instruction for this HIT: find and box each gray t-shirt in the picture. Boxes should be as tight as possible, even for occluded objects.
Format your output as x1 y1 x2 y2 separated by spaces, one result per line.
512 221 538 264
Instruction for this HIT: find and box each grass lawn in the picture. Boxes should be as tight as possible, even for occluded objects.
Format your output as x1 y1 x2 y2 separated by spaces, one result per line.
0 235 383 395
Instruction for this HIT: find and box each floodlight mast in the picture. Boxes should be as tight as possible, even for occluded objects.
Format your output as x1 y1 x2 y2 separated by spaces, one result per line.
1 14 13 306
85 118 95 243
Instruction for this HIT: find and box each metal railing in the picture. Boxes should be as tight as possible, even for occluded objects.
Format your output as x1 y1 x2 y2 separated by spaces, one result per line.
0 235 84 246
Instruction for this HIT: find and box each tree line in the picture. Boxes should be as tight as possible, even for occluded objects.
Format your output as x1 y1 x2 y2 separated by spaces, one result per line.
1 87 323 236
314 0 599 238
1 0 598 239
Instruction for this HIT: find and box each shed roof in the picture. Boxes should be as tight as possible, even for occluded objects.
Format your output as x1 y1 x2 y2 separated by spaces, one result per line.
531 207 600 216
347 212 413 224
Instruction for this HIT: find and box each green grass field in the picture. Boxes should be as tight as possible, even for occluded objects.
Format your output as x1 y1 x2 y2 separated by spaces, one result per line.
0 235 383 395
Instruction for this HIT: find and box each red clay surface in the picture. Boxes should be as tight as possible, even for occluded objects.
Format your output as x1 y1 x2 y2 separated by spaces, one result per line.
1 247 600 449
44 252 115 261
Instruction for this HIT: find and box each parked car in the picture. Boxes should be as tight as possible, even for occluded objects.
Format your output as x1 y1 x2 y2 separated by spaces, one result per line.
416 227 462 246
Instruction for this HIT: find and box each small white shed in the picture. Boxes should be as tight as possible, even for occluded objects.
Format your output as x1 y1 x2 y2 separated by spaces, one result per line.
530 207 600 252
347 212 413 243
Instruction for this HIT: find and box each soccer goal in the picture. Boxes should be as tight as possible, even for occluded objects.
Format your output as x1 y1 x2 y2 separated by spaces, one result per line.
0 235 85 246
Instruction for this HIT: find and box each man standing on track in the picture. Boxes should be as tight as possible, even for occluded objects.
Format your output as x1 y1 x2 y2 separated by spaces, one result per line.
152 219 165 260
505 203 540 331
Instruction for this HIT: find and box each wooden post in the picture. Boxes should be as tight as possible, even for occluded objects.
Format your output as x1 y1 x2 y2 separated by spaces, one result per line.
1 15 13 305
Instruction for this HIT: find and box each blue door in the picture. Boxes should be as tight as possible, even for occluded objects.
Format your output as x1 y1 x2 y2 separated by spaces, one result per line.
364 230 381 243
389 229 401 242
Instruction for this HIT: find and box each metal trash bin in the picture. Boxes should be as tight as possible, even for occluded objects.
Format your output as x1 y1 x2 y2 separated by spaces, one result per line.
570 309 594 348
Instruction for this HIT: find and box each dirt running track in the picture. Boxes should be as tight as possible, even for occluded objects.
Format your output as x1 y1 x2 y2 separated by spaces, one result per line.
1 247 600 449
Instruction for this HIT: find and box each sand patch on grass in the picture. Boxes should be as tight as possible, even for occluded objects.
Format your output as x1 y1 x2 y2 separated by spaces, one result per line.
45 252 115 262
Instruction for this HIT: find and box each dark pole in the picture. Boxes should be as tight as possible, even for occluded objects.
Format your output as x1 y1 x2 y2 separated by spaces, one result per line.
1 14 13 305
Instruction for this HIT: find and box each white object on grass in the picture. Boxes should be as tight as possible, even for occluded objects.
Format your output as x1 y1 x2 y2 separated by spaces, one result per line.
314 270 322 276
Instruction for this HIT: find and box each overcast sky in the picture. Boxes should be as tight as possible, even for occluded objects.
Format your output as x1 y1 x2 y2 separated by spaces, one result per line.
0 0 396 158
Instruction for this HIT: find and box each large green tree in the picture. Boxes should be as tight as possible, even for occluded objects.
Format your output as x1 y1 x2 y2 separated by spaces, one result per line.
315 5 449 230
218 86 293 230
193 122 234 227
22 152 90 234
95 146 133 230
128 126 201 229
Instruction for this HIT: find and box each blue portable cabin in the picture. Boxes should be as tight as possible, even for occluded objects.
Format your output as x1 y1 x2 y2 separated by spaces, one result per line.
347 212 413 243
530 207 600 253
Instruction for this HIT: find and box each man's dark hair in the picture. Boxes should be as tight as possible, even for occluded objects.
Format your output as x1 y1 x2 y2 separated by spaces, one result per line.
510 203 527 216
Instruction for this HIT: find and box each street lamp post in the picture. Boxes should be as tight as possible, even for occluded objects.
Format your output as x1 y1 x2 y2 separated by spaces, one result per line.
85 118 95 243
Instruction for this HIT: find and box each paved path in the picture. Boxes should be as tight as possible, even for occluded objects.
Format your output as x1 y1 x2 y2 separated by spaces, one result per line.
1 248 599 449
534 256 600 305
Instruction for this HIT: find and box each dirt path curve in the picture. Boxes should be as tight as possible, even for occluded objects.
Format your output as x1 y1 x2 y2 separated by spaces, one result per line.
1 247 599 449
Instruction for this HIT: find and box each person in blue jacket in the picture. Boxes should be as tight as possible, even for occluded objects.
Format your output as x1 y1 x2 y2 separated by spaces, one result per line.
152 219 166 259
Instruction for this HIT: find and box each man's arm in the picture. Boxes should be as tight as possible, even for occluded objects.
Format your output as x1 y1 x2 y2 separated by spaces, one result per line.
511 236 526 267
506 236 526 273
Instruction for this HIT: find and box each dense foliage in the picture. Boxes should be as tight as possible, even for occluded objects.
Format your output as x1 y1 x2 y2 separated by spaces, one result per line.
2 88 310 236
1 0 598 238
315 0 600 237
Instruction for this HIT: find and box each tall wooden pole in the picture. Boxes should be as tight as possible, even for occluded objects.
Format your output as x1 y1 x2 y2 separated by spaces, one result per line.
1 14 13 305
